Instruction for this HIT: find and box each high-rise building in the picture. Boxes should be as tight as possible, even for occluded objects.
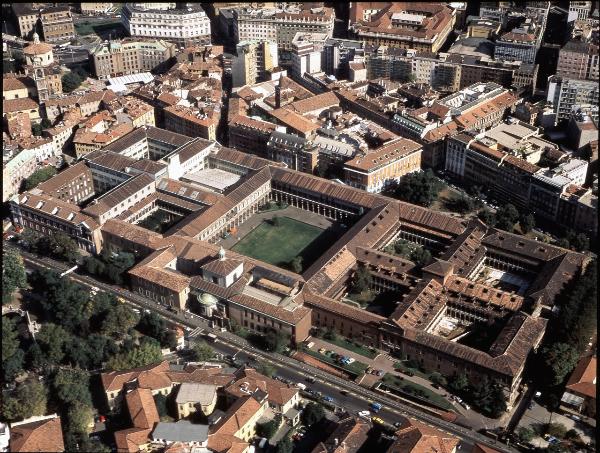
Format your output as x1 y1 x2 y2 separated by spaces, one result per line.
548 76 599 123
39 5 75 43
231 40 279 87
556 40 599 81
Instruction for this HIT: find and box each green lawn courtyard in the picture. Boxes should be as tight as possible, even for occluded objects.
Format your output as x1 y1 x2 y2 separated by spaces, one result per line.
231 217 331 271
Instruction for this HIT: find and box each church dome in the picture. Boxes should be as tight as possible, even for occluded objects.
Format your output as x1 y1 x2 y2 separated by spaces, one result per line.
198 292 218 306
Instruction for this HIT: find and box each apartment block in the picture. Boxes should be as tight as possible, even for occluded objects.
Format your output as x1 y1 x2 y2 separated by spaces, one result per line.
231 40 279 87
91 38 177 80
79 3 113 15
344 138 423 193
122 3 211 47
548 76 599 123
164 105 218 141
349 3 455 54
557 40 599 81
12 4 40 39
39 6 75 42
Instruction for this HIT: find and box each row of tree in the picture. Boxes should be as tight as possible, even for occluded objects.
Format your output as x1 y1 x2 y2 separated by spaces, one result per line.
61 67 88 93
23 166 57 191
385 239 432 267
448 373 507 418
21 229 81 263
395 169 445 207
2 248 27 304
83 249 136 285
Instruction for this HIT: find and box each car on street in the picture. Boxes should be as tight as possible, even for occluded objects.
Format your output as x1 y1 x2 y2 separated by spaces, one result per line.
369 402 382 412
358 410 371 419
371 416 385 425
306 376 316 383
393 421 402 428
339 389 348 395
323 396 334 403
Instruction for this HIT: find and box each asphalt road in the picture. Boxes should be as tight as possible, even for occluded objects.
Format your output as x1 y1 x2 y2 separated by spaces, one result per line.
8 243 516 453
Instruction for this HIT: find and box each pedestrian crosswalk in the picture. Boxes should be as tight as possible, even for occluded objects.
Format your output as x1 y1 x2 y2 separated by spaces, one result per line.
188 327 204 338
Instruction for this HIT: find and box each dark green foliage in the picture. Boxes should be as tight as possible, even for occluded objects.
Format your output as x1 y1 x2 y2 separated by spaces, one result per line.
449 372 469 392
24 166 57 190
351 264 372 294
2 379 47 421
255 363 276 378
61 71 84 93
137 311 179 348
429 372 447 387
276 434 293 453
301 402 325 427
446 194 476 214
106 337 163 370
263 329 289 353
257 420 278 439
539 342 580 387
101 304 139 340
52 367 92 407
2 248 27 304
546 423 568 439
31 123 43 136
560 229 590 252
515 427 535 443
41 118 52 128
3 348 25 382
494 203 520 232
520 213 535 233
192 341 215 361
154 393 168 417
478 208 496 227
410 247 432 267
395 169 445 207
324 328 337 341
470 378 507 418
290 256 303 273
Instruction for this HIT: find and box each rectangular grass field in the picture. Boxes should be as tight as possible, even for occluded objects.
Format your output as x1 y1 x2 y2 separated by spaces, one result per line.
231 217 325 269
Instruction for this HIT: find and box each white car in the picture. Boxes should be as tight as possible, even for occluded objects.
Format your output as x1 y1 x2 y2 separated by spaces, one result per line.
358 410 371 419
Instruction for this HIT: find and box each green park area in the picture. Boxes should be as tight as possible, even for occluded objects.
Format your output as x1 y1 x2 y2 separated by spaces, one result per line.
381 374 454 411
231 217 332 272
75 19 123 36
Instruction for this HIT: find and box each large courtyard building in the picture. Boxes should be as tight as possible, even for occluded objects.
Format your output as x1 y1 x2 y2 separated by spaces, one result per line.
11 124 588 408
121 3 212 47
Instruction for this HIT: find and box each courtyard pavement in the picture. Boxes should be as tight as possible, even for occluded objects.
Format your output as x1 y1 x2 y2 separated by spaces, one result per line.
218 206 335 250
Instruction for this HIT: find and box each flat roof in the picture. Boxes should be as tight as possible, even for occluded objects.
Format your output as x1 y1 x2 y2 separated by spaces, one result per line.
182 168 241 193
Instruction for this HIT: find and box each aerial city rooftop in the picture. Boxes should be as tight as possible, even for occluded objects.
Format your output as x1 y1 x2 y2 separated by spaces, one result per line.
1 2 598 453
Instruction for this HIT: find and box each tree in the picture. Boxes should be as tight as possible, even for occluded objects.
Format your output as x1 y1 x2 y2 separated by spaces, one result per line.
449 372 469 393
49 231 81 263
192 341 215 361
478 208 496 227
429 372 447 387
83 256 106 276
263 329 288 353
86 334 118 369
67 402 94 434
256 363 276 378
41 280 91 334
24 166 57 190
572 233 589 252
257 420 278 439
61 71 83 93
15 380 48 420
3 349 25 382
272 215 281 227
26 342 48 371
2 316 20 363
154 393 168 418
31 122 43 136
301 402 325 427
351 264 372 294
276 434 293 453
546 423 568 439
540 343 580 386
323 328 337 341
2 380 48 422
495 204 520 232
520 213 535 234
41 118 52 128
516 427 535 443
37 323 71 365
52 367 92 407
64 337 92 369
290 256 303 273
102 304 139 340
448 194 475 214
395 170 444 207
410 247 432 267
315 159 330 178
106 337 163 371
2 248 27 303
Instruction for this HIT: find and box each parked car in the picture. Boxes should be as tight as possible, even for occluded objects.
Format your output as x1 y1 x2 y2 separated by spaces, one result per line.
372 417 385 425
306 376 316 383
347 357 356 364
318 348 326 354
358 410 371 419
339 389 348 395
393 421 402 428
323 396 334 403
376 370 384 377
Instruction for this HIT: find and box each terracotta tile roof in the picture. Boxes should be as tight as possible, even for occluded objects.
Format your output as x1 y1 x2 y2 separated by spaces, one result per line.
304 290 385 325
287 91 340 115
389 417 459 453
213 146 279 170
445 277 524 312
565 355 596 399
207 434 249 453
503 155 540 174
101 361 170 393
312 416 370 453
356 246 417 275
18 192 100 230
423 121 458 142
115 427 152 453
23 42 54 55
500 32 536 42
83 173 156 217
3 76 31 92
36 161 93 195
211 395 263 436
101 218 165 249
229 114 277 133
345 138 422 172
202 257 244 277
472 443 502 453
269 108 320 135
10 416 65 452
3 97 39 113
391 279 447 330
157 178 223 206
226 368 298 406
129 247 191 293
229 292 311 325
455 92 519 129
126 388 160 429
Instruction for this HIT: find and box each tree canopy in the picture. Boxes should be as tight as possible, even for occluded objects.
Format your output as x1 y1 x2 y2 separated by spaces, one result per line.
2 379 48 422
263 329 289 354
106 337 163 371
395 170 445 207
24 166 57 190
191 341 215 361
301 402 325 427
2 248 27 304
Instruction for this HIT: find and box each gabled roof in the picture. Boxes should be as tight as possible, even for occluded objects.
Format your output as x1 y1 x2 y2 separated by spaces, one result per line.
565 355 596 399
10 416 65 452
389 417 459 453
